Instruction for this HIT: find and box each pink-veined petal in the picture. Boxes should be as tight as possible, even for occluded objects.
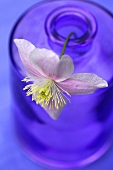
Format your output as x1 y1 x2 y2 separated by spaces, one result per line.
43 82 67 120
55 55 74 82
57 73 108 95
44 104 64 120
14 39 44 78
29 48 59 79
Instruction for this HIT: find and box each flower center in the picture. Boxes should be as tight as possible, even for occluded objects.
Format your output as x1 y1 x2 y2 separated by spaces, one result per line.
22 77 69 109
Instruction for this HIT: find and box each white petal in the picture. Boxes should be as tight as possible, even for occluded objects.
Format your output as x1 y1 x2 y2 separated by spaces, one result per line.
14 39 43 78
72 73 108 88
58 73 108 95
55 55 74 82
29 48 59 79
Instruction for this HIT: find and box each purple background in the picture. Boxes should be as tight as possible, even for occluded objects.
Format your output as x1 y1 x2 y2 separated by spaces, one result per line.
0 0 113 170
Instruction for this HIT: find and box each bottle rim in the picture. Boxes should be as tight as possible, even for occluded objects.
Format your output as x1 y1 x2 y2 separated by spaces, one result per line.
45 6 98 47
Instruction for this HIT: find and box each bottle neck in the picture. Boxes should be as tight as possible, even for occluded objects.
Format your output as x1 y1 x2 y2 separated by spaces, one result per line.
45 6 97 59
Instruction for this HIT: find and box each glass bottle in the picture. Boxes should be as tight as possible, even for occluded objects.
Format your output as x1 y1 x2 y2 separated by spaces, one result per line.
9 0 113 169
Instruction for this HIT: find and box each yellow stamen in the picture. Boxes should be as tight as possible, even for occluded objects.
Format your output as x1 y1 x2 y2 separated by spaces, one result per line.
23 77 70 109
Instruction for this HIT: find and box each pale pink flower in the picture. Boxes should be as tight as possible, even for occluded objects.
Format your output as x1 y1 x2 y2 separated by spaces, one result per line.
14 39 108 120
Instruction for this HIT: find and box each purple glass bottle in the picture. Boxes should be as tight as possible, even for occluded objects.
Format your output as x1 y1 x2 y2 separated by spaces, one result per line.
9 0 113 169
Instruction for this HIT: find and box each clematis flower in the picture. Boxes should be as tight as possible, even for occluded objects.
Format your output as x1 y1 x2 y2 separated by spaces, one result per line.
14 39 108 120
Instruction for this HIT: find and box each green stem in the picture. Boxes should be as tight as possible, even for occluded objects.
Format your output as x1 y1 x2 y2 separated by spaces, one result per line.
60 32 76 59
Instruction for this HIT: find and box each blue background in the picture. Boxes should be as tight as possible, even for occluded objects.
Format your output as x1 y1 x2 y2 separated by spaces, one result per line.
0 0 113 170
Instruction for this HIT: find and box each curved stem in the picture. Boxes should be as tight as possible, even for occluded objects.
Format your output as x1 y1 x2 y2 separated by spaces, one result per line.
60 32 76 59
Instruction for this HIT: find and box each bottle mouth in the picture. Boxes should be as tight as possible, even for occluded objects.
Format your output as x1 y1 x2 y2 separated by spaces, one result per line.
45 6 97 47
